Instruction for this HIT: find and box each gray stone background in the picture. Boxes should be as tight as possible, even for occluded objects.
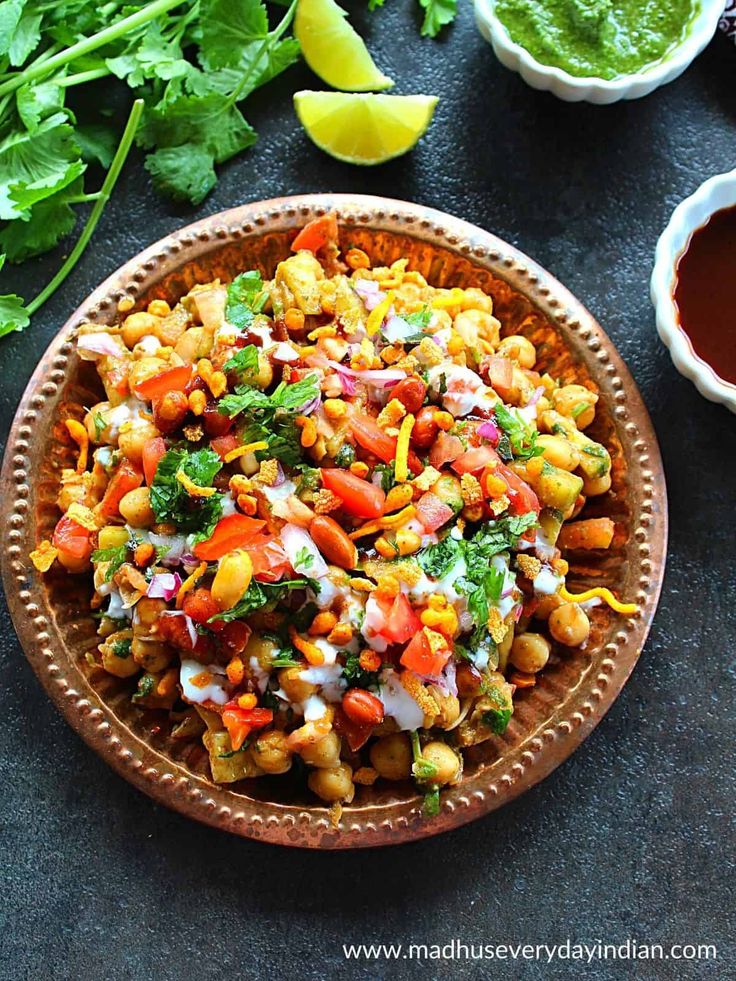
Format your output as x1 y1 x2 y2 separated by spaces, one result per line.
1 2 734 979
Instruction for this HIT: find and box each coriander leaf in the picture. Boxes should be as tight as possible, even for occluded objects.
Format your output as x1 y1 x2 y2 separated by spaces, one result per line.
295 467 320 495
225 270 267 331
0 175 82 262
334 443 355 468
150 447 224 534
293 546 314 571
482 706 511 734
422 786 441 817
75 123 118 169
111 637 132 657
219 373 319 418
342 651 381 690
16 81 64 132
368 0 386 9
418 534 463 579
0 254 30 336
373 461 396 494
0 112 85 221
209 577 313 622
199 0 269 71
468 512 538 560
404 306 431 330
223 343 259 376
418 0 457 37
494 403 543 461
145 144 217 205
91 543 129 582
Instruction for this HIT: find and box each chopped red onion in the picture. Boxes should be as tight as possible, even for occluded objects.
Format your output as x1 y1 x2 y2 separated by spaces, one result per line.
353 279 385 311
147 572 182 601
77 333 123 357
477 419 500 442
272 462 285 487
527 386 545 407
272 342 300 363
514 604 523 622
297 394 321 416
162 609 199 647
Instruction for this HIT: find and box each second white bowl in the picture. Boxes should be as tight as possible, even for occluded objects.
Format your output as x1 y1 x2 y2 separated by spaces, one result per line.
474 0 724 104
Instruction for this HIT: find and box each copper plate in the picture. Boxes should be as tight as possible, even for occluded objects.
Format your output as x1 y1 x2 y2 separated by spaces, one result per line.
0 195 667 848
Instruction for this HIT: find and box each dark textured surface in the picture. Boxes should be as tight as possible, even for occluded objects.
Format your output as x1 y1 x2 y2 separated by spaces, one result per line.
1 3 734 978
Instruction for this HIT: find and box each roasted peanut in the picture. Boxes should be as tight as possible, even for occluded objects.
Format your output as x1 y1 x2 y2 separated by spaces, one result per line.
411 405 439 449
392 376 426 414
310 515 358 569
152 390 188 434
342 688 384 726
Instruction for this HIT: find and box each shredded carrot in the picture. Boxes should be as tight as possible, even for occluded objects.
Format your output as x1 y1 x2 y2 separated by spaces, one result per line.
394 413 415 483
223 441 268 463
176 561 208 608
366 290 395 336
349 504 417 540
65 418 89 473
559 584 638 615
288 624 324 665
176 470 217 497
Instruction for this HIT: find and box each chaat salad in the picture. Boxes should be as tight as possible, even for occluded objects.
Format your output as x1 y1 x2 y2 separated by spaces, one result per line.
31 214 636 818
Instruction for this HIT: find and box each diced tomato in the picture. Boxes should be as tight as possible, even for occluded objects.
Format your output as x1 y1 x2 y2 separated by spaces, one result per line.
244 533 292 582
193 514 267 561
484 355 513 396
375 592 422 645
400 629 452 677
182 587 220 625
452 444 500 475
203 403 233 438
321 468 385 518
222 704 273 751
52 515 93 560
333 706 374 752
142 436 166 485
132 364 193 401
211 434 240 460
349 417 423 475
415 492 454 532
428 431 464 469
99 458 144 517
497 463 540 516
290 213 338 253
158 613 216 659
219 620 252 655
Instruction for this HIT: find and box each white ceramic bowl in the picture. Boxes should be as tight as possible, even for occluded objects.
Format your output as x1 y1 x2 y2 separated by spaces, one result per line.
474 0 724 104
651 170 736 414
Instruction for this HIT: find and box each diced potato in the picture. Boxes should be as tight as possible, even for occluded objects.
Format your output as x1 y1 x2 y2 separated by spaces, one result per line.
203 731 264 783
531 462 583 513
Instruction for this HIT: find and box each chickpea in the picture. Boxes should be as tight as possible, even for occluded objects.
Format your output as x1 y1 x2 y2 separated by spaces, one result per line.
453 309 500 349
422 742 461 786
549 603 590 647
301 731 341 768
56 549 90 573
152 390 188 435
369 733 412 780
84 402 115 444
308 763 354 803
251 730 292 774
536 434 580 472
278 666 317 703
252 353 273 390
135 597 167 631
119 487 155 528
497 334 537 369
117 419 160 464
534 592 564 621
460 287 494 313
147 299 170 318
582 471 612 497
174 326 212 363
429 686 461 729
131 637 172 673
510 633 551 673
243 631 280 670
122 311 160 349
552 385 598 429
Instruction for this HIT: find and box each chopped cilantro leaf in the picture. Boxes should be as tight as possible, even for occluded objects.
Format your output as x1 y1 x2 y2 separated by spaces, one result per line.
150 447 223 536
218 373 320 419
111 637 132 658
494 403 543 461
223 343 259 377
374 461 396 494
422 786 441 817
226 271 268 331
342 652 381 690
91 544 129 582
293 547 314 571
208 577 315 623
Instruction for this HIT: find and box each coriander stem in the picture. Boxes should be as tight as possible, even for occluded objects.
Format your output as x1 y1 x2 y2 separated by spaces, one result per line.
226 0 298 108
57 67 112 88
26 99 144 317
0 0 185 98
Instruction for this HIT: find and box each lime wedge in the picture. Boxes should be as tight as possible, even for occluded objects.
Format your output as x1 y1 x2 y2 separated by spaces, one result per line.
293 91 439 165
295 0 394 92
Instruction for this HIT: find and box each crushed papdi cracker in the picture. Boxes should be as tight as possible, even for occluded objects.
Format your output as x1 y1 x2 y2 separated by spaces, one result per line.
516 554 542 580
30 540 58 572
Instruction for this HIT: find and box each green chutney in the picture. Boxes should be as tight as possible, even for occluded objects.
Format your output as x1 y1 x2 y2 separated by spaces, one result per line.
493 0 699 80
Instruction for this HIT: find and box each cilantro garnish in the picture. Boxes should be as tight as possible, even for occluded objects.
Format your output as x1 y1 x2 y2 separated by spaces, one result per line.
481 687 513 734
111 637 132 658
218 373 320 419
150 447 223 535
91 544 130 582
223 343 260 377
225 274 268 332
342 652 381 690
494 404 543 461
374 461 397 494
293 547 314 571
208 577 316 623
